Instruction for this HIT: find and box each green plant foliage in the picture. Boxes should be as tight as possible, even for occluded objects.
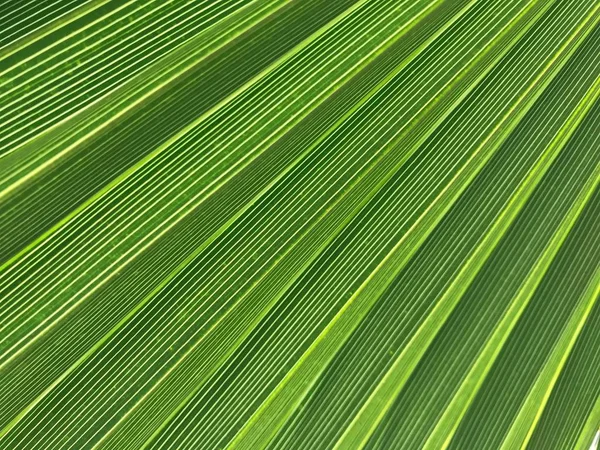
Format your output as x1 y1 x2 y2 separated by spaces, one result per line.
1 0 599 448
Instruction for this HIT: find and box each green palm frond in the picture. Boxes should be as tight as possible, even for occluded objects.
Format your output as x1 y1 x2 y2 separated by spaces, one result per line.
1 0 599 448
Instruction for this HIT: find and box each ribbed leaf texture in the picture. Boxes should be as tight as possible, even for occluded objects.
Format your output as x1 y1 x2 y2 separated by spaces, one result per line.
1 0 599 448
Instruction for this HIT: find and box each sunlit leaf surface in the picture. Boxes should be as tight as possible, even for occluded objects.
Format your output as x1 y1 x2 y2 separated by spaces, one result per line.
1 0 599 448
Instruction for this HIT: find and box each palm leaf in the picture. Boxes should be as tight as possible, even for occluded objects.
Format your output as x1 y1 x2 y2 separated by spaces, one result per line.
1 0 599 448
